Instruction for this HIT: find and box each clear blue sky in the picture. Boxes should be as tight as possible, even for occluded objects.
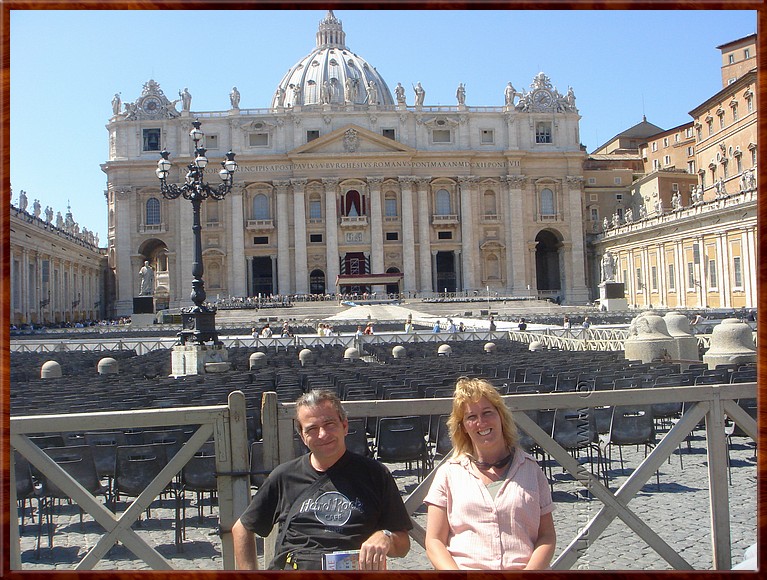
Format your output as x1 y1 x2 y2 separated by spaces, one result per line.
9 8 756 244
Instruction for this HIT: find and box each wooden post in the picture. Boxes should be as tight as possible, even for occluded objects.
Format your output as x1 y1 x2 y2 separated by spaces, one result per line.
260 391 280 567
218 391 250 570
705 387 732 569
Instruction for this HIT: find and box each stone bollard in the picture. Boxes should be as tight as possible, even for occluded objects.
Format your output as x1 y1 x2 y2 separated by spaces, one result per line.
298 348 314 366
97 357 119 375
484 342 496 354
528 340 543 352
624 312 676 363
344 347 360 361
663 311 699 361
703 318 757 369
40 360 62 379
249 352 268 370
392 345 406 359
437 344 452 357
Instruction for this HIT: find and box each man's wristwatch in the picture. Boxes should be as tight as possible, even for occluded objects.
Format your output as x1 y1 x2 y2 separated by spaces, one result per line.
382 529 393 541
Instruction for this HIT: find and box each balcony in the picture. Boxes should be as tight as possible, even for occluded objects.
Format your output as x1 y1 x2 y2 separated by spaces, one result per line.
340 215 369 228
431 214 459 225
139 222 166 234
481 214 501 223
246 219 274 231
537 213 561 222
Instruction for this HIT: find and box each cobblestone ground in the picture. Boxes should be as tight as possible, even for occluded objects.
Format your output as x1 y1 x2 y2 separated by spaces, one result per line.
15 429 757 571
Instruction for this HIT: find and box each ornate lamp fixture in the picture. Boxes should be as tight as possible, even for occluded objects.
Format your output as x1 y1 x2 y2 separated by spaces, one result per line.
156 120 237 344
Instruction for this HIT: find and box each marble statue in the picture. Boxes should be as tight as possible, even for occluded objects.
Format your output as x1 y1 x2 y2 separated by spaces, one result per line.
179 87 192 112
139 260 155 296
602 216 609 231
625 207 634 223
18 189 28 212
321 81 332 104
366 81 378 105
33 199 41 218
413 82 425 106
395 82 406 104
292 84 302 105
601 251 616 282
344 77 358 102
275 87 286 108
230 86 240 109
45 206 54 223
456 83 466 105
671 191 682 211
56 211 64 229
112 93 121 116
504 82 517 106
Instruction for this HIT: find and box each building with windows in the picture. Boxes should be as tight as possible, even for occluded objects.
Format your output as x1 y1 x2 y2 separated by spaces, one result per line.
9 195 107 325
103 11 590 316
592 34 757 310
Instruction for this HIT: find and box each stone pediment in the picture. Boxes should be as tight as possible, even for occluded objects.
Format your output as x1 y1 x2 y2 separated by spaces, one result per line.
290 124 415 156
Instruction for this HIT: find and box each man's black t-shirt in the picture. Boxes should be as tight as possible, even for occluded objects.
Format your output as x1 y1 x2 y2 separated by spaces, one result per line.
238 450 412 570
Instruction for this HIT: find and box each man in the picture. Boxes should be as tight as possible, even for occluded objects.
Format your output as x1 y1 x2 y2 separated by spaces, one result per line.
488 316 496 332
446 319 457 333
518 318 527 332
232 390 412 570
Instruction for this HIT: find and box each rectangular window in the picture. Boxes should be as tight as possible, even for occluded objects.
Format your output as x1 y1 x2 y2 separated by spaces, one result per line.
636 268 642 290
432 129 452 143
668 263 676 290
651 266 658 291
253 236 269 245
309 234 323 243
708 259 717 288
651 142 658 152
728 54 735 64
747 96 753 113
589 193 598 201
385 198 397 217
653 159 660 170
733 256 742 287
142 128 161 151
306 130 320 142
616 194 623 201
688 161 696 173
672 183 679 192
687 262 695 289
249 133 269 147
732 105 738 121
719 115 725 129
614 177 622 185
480 129 494 144
686 127 693 138
437 231 453 240
590 207 599 221
309 200 322 219
674 134 680 143
385 232 399 241
693 244 700 264
744 48 751 58
205 134 219 150
687 146 694 156
535 122 552 144
751 148 756 166
588 178 596 185
382 129 396 140
663 155 671 166
663 138 669 147
736 156 743 173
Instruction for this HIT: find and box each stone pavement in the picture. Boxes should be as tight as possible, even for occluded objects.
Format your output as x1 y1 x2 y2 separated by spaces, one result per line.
16 426 757 571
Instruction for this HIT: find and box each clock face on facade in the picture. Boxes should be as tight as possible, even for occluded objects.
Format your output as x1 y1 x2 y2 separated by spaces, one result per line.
532 89 553 108
142 96 162 113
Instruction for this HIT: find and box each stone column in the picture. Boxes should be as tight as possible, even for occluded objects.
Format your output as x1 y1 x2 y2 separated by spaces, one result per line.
271 255 278 295
694 236 705 307
229 186 247 297
398 177 417 293
274 181 291 294
743 226 756 307
455 249 463 292
657 244 666 308
416 178 433 293
458 176 478 291
527 241 539 293
21 249 29 323
323 179 340 293
291 178 309 294
716 233 731 307
675 240 686 308
565 176 589 303
502 175 527 295
367 177 384 275
560 241 572 301
431 250 438 293
114 187 135 315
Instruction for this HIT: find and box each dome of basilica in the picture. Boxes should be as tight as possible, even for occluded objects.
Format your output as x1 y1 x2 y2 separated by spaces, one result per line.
271 11 394 108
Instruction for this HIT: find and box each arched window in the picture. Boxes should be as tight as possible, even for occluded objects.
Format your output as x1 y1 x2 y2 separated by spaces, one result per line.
540 188 555 216
483 190 497 215
435 189 451 215
146 198 161 225
253 194 270 220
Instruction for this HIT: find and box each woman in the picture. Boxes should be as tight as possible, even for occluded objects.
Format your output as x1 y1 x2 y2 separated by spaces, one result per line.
424 378 555 570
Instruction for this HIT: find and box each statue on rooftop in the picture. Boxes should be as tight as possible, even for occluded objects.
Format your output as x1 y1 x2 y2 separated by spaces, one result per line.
230 86 240 109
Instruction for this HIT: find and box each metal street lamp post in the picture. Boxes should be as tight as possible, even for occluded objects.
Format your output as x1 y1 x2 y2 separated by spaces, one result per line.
156 120 237 345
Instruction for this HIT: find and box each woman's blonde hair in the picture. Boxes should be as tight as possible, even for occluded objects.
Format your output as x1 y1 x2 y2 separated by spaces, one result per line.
447 377 518 456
